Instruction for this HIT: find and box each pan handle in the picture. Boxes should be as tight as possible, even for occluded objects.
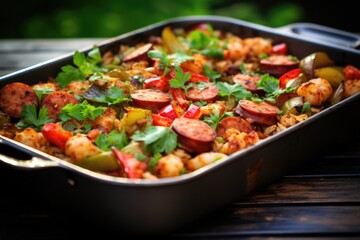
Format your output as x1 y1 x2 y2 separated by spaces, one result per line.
0 154 59 169
276 22 360 49
0 137 59 169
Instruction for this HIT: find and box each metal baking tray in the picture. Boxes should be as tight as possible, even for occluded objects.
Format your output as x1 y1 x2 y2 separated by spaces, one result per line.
1 15 360 235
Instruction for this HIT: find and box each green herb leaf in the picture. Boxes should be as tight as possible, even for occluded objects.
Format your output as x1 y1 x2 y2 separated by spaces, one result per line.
59 100 105 122
55 46 106 88
257 74 293 101
56 65 85 88
95 129 129 151
131 126 177 154
169 65 191 93
216 82 253 101
203 64 221 82
202 107 233 130
34 88 55 102
16 105 54 131
91 86 130 105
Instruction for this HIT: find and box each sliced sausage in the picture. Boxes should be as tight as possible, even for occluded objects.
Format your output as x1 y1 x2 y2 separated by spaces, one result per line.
0 82 39 118
131 89 171 113
216 116 253 138
122 43 153 62
260 55 299 77
172 118 216 153
41 91 79 120
233 73 261 92
186 82 218 102
235 100 279 126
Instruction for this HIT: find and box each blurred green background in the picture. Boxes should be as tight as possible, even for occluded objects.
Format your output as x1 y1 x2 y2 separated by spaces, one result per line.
1 0 357 38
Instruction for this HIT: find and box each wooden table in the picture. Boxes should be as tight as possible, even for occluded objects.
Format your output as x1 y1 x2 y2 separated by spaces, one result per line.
1 39 360 239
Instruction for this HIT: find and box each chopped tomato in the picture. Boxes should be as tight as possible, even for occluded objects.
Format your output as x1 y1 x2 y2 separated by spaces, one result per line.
41 123 72 149
170 88 189 109
343 65 360 80
272 43 288 55
144 76 169 92
183 104 201 119
152 113 173 127
112 148 146 179
159 103 180 120
279 68 301 89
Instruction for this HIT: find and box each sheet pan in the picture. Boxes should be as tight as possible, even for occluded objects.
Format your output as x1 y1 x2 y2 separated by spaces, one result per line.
0 15 359 235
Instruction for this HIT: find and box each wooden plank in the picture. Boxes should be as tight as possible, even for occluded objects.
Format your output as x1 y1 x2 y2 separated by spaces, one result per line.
0 39 104 77
0 39 104 52
288 156 360 177
175 206 360 237
241 177 360 204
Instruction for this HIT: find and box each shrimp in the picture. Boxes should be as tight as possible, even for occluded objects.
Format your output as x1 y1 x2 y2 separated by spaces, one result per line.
217 128 260 155
14 128 44 150
32 82 60 91
227 36 248 61
186 152 227 171
65 134 100 162
296 78 333 107
343 79 360 99
65 80 91 95
243 37 272 56
200 101 226 118
180 54 207 74
155 154 184 178
93 107 117 133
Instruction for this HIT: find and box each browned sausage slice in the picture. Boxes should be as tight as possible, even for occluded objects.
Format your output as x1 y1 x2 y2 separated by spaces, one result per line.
186 82 218 102
0 82 39 118
131 89 171 113
260 55 299 77
122 43 153 62
237 100 279 117
41 91 78 120
235 100 279 126
216 116 253 138
172 118 216 153
233 73 261 92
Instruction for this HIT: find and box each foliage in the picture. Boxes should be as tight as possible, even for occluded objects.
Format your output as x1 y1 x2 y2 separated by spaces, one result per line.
1 0 305 38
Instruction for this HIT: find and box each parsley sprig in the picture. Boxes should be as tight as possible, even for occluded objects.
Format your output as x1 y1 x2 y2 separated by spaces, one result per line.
95 129 129 151
188 29 225 59
256 74 294 102
131 126 177 154
147 50 193 75
169 65 193 94
59 100 105 122
16 105 54 131
55 46 106 88
216 82 253 101
202 107 233 130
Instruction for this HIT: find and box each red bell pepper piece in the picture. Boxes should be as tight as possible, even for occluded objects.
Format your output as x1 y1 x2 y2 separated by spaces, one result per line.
272 43 288 55
152 113 173 127
170 87 189 109
144 76 169 92
279 68 301 89
41 123 72 149
183 104 201 119
158 103 180 120
223 49 230 59
343 65 360 80
112 148 146 179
